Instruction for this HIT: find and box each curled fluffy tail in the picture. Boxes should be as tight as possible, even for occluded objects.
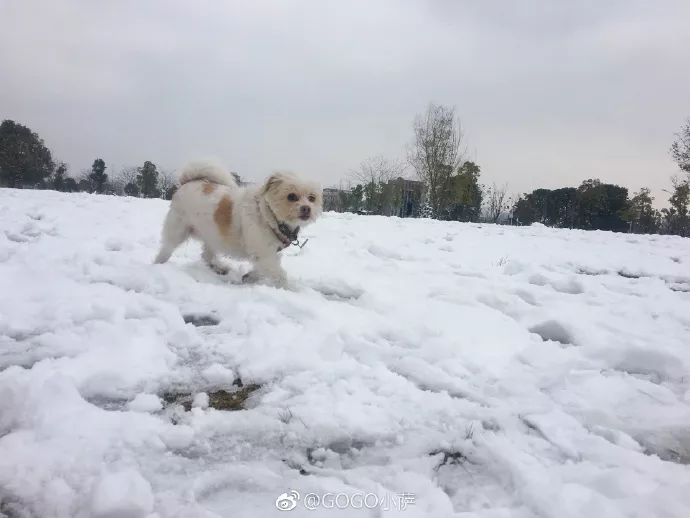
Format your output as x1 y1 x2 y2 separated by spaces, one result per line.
177 161 237 187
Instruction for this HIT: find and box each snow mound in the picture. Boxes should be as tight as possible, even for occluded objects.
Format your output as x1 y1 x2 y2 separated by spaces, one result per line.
1 189 690 517
90 470 154 518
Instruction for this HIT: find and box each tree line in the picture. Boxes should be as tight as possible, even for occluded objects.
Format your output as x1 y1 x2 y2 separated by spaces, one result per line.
331 106 690 237
2 114 689 237
512 119 689 236
0 120 176 199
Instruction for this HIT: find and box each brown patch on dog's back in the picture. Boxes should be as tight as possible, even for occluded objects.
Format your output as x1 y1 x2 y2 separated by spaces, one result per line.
214 195 233 237
202 182 216 195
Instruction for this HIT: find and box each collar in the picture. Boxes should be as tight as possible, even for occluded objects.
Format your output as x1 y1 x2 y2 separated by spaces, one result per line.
257 196 300 250
272 221 300 249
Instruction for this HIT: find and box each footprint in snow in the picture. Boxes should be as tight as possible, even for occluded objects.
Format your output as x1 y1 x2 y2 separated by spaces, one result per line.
307 280 363 302
528 320 574 345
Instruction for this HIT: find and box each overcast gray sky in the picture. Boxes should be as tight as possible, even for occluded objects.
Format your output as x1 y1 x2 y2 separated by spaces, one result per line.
1 0 689 204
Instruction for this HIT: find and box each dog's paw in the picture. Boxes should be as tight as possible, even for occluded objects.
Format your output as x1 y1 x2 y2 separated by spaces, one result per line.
210 263 230 276
242 271 288 288
242 271 259 284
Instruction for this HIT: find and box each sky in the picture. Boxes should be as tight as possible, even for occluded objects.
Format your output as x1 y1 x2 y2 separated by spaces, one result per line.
1 0 689 205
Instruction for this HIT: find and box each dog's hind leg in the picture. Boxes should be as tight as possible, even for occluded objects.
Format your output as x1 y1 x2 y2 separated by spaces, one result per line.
154 210 189 264
202 244 230 275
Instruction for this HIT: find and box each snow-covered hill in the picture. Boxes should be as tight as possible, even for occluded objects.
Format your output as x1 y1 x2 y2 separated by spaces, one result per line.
1 188 690 518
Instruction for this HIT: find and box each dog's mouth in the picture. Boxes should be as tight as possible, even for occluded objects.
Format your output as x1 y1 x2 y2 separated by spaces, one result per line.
299 214 311 221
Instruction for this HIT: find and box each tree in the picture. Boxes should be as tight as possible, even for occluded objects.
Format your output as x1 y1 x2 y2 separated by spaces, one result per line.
77 177 92 192
52 162 68 191
513 189 552 226
124 181 140 197
575 179 628 231
513 182 629 231
550 187 579 228
0 120 54 187
362 180 381 213
109 166 138 196
578 180 629 231
419 198 433 218
347 184 364 212
448 161 483 222
88 158 108 193
671 119 690 174
136 161 161 198
664 119 690 236
623 188 660 234
158 169 177 200
513 195 533 225
408 104 464 218
484 183 510 223
576 179 603 229
350 155 404 215
63 177 78 193
663 178 690 236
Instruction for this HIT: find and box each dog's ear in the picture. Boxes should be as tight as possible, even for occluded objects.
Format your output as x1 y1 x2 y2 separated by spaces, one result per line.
262 173 286 194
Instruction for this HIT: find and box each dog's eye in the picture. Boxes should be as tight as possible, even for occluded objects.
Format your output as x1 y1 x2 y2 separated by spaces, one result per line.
287 193 299 202
308 195 316 203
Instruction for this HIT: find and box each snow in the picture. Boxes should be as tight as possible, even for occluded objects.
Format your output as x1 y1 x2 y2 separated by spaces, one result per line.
192 392 210 410
201 363 235 386
1 188 690 517
128 393 163 413
90 469 154 518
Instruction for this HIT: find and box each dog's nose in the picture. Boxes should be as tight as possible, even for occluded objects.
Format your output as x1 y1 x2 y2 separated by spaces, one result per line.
300 205 311 217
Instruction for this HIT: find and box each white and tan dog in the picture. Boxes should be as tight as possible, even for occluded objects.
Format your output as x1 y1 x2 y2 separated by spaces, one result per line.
154 162 322 286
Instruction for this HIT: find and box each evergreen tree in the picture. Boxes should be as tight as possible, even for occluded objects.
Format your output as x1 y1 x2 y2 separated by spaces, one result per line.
576 179 628 231
348 184 364 212
78 178 91 192
163 185 177 200
512 181 629 231
124 182 140 197
419 190 433 218
52 162 68 191
88 158 108 194
363 180 381 214
0 120 54 187
550 187 579 228
512 195 534 225
63 177 78 193
136 161 161 198
448 161 483 222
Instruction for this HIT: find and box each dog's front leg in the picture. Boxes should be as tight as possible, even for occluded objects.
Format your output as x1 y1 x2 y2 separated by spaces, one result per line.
243 254 287 287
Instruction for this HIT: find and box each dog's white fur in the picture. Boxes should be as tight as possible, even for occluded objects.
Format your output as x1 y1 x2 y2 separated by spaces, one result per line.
154 161 322 286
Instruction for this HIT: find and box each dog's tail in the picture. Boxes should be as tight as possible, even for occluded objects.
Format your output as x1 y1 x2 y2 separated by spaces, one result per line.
177 161 237 187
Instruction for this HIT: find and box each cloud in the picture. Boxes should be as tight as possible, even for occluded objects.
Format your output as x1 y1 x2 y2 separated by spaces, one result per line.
1 0 688 204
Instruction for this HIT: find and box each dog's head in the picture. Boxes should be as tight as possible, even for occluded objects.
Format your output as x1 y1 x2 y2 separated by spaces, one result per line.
261 172 322 226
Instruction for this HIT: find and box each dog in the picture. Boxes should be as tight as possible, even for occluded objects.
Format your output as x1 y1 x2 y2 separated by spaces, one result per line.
154 161 322 286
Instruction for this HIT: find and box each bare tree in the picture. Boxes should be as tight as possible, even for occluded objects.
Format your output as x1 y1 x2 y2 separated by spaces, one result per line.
350 155 404 186
349 155 405 214
408 103 465 218
110 166 139 196
158 169 177 199
671 118 690 174
485 183 510 223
